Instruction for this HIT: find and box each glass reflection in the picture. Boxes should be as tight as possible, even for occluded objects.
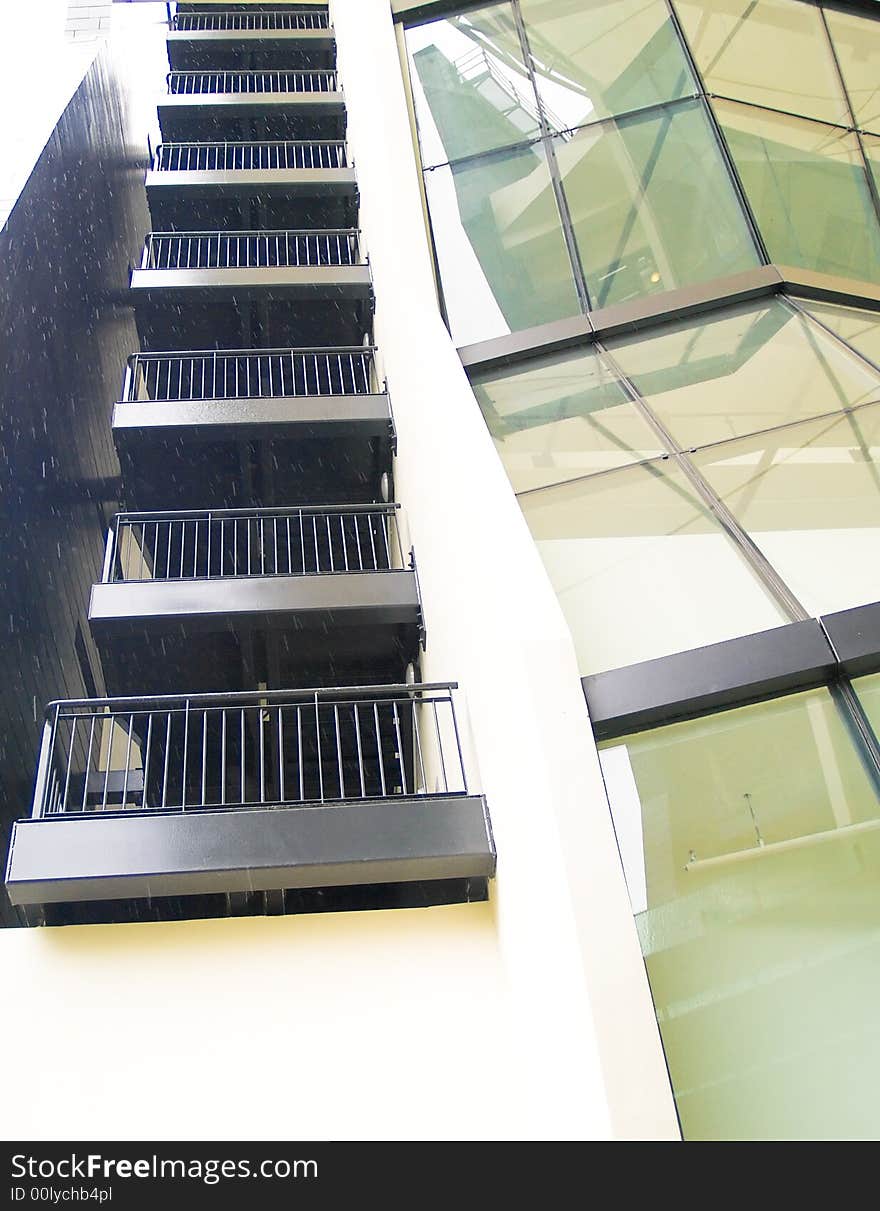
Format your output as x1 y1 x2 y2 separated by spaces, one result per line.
716 99 880 285
600 689 880 1140
676 0 849 127
556 100 759 308
694 405 880 616
406 3 539 168
519 458 785 674
519 0 695 129
607 297 880 448
423 142 580 346
824 6 880 133
472 345 663 490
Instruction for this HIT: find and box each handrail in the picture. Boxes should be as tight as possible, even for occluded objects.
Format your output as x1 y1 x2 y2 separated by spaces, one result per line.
123 346 377 399
171 10 331 32
166 70 338 95
32 684 468 817
154 140 348 171
140 228 361 270
105 505 409 583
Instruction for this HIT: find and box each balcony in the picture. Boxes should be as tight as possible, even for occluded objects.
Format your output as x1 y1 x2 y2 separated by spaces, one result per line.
113 347 393 507
166 9 335 72
146 140 356 229
5 684 495 912
89 506 422 693
131 230 372 348
158 70 345 141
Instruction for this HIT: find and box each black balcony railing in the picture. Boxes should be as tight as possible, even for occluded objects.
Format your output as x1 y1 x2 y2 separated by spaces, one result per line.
124 347 376 400
154 140 348 171
32 685 468 817
141 228 361 269
105 506 409 583
167 70 338 95
171 9 330 31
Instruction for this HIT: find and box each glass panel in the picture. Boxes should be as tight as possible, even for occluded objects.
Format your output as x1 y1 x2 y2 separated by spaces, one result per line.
600 689 880 1140
423 143 580 346
405 3 540 168
676 0 849 126
798 298 880 371
717 99 880 285
519 458 786 674
471 346 663 491
694 406 880 617
518 0 696 131
556 100 759 310
824 6 880 133
607 297 880 448
854 672 880 738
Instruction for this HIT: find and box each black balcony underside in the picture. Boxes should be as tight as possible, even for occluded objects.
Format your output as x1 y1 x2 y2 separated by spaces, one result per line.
115 429 391 512
133 294 371 351
167 31 336 73
158 96 345 142
145 185 357 233
5 795 496 907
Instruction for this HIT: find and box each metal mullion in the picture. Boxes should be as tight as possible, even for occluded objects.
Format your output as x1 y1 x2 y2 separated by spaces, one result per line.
665 0 770 264
785 294 880 378
828 676 880 800
596 338 809 620
510 0 592 312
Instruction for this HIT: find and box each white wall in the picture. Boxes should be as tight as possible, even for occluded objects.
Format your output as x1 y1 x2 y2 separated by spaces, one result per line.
0 0 679 1143
330 0 679 1140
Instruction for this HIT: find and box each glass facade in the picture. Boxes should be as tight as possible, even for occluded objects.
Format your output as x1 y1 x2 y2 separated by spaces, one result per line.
406 0 880 346
600 688 880 1140
404 0 880 1143
474 296 880 672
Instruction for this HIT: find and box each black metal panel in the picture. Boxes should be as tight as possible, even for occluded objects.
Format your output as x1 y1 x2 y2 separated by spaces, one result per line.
157 96 346 142
131 265 372 297
89 570 420 631
583 620 837 739
6 796 496 906
822 602 880 677
0 47 162 926
113 393 391 441
166 30 336 74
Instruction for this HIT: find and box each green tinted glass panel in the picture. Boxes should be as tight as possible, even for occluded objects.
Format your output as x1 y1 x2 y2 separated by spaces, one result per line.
424 143 580 346
556 100 759 309
406 3 539 168
825 7 880 133
518 0 695 131
717 100 880 285
471 346 663 491
607 297 880 448
519 458 785 674
799 298 880 370
854 672 880 737
676 0 848 126
694 406 880 616
600 689 880 1140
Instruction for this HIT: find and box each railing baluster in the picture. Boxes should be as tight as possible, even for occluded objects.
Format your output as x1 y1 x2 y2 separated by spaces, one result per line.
334 704 344 799
353 704 366 798
82 713 96 813
373 703 387 797
393 702 408 795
